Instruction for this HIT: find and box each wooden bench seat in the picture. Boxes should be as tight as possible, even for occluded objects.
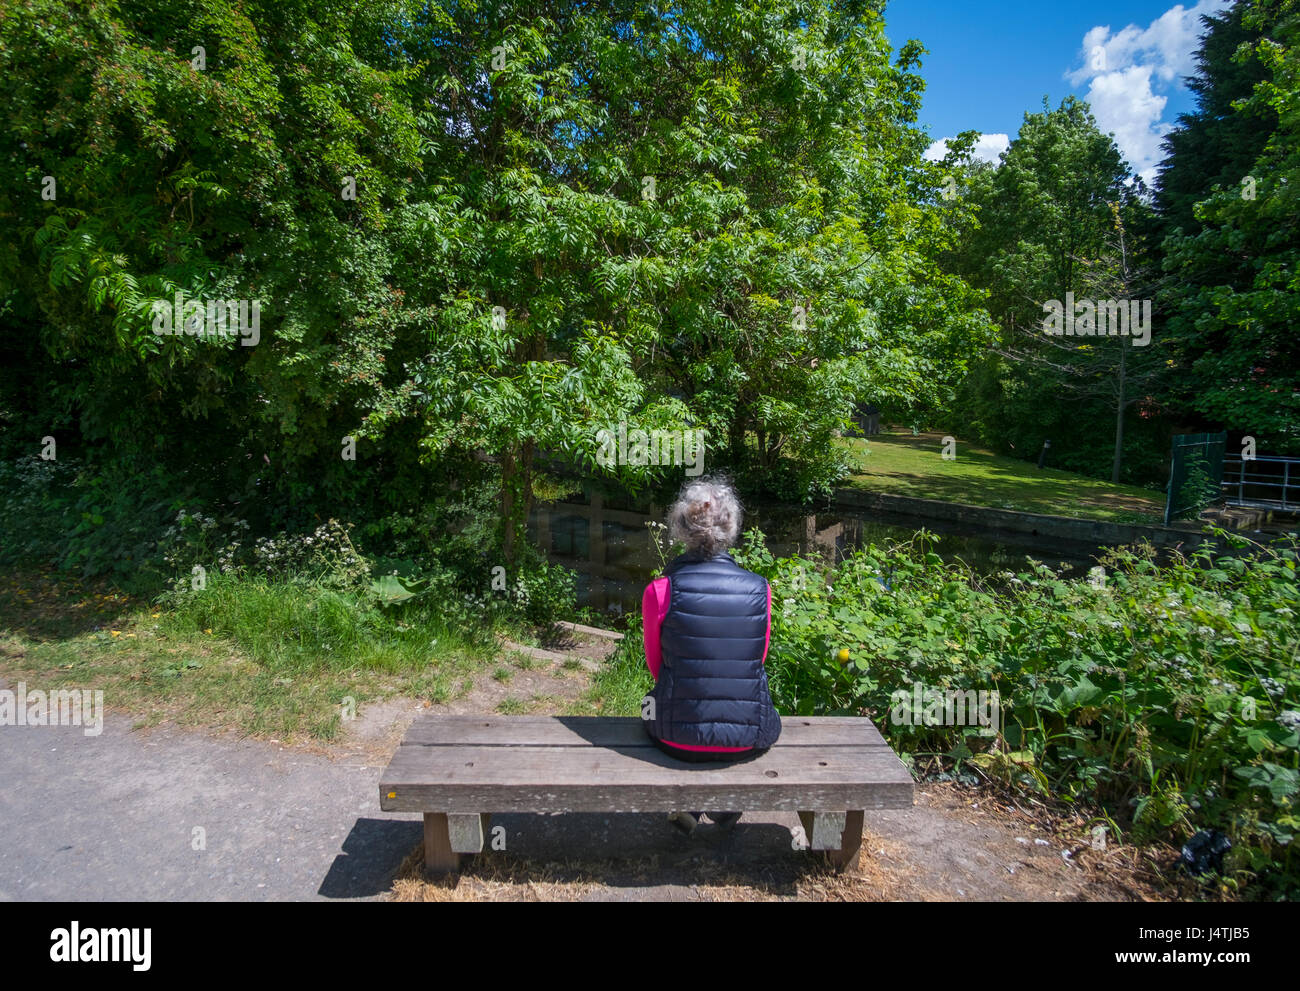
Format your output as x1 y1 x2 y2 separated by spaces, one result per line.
379 714 913 874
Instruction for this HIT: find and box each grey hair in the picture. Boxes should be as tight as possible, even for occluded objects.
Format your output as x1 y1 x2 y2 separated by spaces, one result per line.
667 476 743 557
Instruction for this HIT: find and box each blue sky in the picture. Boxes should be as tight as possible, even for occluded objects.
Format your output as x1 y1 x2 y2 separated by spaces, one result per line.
886 0 1233 182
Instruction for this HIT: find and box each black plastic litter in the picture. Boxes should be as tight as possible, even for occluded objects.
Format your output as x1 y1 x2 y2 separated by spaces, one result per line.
1178 829 1231 875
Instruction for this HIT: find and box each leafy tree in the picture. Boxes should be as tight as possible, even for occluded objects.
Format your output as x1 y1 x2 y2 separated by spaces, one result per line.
1157 0 1300 452
943 97 1166 484
1057 204 1168 482
367 0 994 542
1 0 428 519
1 0 995 565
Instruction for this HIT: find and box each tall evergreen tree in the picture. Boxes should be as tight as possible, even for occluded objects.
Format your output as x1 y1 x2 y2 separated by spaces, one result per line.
1157 0 1300 450
1154 1 1276 240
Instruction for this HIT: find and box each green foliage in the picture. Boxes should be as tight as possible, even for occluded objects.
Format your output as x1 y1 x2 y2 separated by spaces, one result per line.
0 453 581 638
1176 450 1222 519
0 456 199 591
159 568 495 684
0 457 83 568
1 0 429 512
508 555 578 628
587 625 654 716
1 0 993 552
1157 0 1300 451
1154 2 1277 238
941 97 1168 486
732 528 1300 896
371 572 437 609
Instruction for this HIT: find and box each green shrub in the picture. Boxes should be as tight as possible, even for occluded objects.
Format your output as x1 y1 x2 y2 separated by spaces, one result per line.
509 555 578 627
732 527 1300 897
0 456 201 592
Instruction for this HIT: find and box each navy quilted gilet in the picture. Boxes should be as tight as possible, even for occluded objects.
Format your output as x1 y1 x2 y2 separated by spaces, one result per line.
647 550 782 750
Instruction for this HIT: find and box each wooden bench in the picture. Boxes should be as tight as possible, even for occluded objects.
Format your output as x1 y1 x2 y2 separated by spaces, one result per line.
380 714 913 874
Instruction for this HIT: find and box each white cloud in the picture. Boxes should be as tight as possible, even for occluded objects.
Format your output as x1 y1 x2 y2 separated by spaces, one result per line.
1087 66 1171 183
924 133 1010 165
1066 0 1231 184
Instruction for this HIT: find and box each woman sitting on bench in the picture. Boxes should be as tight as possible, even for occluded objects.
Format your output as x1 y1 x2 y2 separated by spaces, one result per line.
641 476 782 834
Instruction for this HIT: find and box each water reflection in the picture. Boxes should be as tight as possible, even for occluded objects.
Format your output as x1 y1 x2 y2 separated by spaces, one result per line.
528 493 1099 618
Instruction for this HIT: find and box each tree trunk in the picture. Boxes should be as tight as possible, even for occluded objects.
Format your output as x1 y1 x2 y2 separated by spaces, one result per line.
1111 337 1127 484
502 447 516 566
520 437 535 538
501 440 536 568
728 411 747 466
1111 205 1132 485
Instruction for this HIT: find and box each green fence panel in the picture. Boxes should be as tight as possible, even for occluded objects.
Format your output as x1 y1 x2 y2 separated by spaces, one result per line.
1164 431 1227 525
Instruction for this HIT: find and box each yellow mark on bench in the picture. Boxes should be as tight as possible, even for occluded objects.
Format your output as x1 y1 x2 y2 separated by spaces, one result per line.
387 791 397 799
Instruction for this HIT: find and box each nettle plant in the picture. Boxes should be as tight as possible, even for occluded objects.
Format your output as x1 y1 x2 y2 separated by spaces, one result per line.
733 528 1300 892
507 554 579 628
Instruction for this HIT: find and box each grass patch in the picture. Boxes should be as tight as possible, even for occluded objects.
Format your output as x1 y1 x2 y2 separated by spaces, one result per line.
0 565 511 742
573 629 652 716
840 430 1164 524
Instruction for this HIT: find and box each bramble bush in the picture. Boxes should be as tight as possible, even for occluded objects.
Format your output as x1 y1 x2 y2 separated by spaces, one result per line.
0 456 200 591
732 528 1300 897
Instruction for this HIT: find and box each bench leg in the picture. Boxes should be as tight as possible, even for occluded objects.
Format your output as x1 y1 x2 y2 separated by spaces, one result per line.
448 813 492 854
825 810 864 873
797 811 848 850
423 813 461 875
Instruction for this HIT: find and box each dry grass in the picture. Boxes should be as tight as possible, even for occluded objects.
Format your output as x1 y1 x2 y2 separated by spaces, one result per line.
389 843 884 902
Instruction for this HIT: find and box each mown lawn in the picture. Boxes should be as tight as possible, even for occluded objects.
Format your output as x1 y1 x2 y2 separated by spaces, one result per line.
839 429 1165 524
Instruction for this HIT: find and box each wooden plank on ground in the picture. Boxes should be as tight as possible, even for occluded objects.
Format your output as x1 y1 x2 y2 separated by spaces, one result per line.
500 640 569 664
399 715 887 749
380 744 913 814
555 621 624 641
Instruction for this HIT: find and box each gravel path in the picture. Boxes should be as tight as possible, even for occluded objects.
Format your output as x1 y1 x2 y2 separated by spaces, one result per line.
0 696 416 901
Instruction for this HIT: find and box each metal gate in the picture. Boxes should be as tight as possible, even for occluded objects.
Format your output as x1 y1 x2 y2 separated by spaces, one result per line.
1164 432 1227 525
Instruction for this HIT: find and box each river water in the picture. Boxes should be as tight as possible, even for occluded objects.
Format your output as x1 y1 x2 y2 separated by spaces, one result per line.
529 492 1103 618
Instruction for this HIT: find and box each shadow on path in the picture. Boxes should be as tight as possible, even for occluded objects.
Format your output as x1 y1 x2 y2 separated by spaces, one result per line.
319 818 423 899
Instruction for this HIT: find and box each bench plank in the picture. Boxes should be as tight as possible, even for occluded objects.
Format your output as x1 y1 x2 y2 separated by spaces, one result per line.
380 743 912 813
399 715 887 748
